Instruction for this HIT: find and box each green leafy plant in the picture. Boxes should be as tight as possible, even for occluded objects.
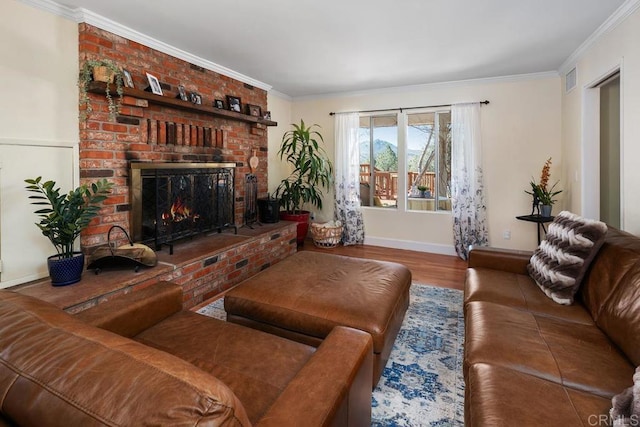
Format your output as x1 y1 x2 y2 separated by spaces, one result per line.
25 177 114 258
79 58 124 121
417 185 429 192
275 120 334 213
525 157 562 205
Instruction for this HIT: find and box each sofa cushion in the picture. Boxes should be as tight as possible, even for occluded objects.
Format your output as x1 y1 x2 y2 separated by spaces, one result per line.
465 268 594 325
579 227 640 322
527 211 607 305
464 301 634 397
0 290 250 426
595 262 640 367
465 363 613 427
135 311 316 424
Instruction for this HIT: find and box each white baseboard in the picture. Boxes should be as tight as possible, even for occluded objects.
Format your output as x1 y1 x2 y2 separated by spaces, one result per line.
363 236 457 256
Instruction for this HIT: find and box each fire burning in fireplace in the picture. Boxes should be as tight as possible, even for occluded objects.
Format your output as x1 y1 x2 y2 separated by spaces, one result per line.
162 197 200 224
130 162 237 252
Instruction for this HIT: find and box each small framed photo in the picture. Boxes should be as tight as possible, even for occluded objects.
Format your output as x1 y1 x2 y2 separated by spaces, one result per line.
190 92 202 105
263 111 271 120
246 104 261 117
213 99 225 109
122 69 134 88
226 95 242 113
177 85 188 101
146 72 163 95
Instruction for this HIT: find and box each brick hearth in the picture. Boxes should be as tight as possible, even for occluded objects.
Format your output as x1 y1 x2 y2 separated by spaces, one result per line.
14 222 296 312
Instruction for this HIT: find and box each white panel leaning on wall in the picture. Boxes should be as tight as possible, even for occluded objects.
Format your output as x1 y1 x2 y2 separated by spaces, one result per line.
0 141 77 288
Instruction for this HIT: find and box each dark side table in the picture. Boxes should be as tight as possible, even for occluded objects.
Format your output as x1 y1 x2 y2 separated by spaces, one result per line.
516 214 555 245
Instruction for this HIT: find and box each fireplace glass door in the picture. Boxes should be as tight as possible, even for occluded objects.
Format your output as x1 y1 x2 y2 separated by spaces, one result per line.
131 163 236 248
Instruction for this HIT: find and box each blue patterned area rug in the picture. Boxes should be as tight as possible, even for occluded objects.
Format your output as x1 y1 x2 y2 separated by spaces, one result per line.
197 283 464 427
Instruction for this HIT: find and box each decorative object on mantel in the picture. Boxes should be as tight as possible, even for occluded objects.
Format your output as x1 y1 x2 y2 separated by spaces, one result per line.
145 72 163 95
275 120 333 245
263 111 271 120
87 225 157 274
246 104 261 117
214 99 224 109
176 84 188 101
226 95 242 113
189 92 202 105
122 69 134 88
78 58 124 121
25 177 114 286
525 157 562 217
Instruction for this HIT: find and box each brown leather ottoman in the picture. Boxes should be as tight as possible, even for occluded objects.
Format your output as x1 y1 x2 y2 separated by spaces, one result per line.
224 251 412 387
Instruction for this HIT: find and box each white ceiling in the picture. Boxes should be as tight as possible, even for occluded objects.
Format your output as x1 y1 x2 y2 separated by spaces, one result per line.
56 0 627 98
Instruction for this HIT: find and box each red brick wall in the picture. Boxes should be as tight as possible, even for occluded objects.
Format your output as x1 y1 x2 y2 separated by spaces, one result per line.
78 24 269 250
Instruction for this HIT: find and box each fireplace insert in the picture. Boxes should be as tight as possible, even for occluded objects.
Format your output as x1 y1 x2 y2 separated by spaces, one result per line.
130 162 236 251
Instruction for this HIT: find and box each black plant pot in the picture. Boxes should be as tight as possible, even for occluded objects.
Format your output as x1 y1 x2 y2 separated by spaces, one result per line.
257 198 280 223
47 252 85 286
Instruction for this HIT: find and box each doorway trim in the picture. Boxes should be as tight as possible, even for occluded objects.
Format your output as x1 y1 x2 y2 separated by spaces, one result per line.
581 61 624 226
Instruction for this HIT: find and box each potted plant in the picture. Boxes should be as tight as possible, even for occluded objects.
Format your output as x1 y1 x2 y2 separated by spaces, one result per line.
526 157 562 217
417 185 431 198
275 120 333 245
79 58 124 121
25 177 114 286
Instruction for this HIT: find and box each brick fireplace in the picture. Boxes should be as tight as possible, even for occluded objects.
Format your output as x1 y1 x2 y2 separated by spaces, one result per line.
78 23 271 252
63 24 291 309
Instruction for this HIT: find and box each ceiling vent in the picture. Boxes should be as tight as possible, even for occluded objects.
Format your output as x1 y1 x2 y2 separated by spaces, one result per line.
565 67 577 93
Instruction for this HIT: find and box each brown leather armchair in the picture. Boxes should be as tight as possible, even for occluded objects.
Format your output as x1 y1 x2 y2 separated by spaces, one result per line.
0 282 373 426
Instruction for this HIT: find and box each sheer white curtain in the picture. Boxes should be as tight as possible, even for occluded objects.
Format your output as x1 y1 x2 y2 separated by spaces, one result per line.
451 103 488 259
334 113 364 245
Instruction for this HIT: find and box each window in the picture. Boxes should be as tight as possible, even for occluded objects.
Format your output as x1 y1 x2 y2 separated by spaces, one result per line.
359 115 398 208
358 110 451 211
407 110 451 211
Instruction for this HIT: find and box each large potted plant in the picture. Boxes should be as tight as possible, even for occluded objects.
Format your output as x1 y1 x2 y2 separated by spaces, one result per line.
275 120 333 245
25 177 114 286
79 58 124 121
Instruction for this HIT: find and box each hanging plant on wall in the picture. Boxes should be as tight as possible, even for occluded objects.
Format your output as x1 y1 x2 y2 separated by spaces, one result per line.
78 58 124 121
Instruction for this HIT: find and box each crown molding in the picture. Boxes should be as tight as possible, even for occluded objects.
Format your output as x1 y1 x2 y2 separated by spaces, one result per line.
17 0 272 92
559 0 640 75
77 9 272 92
292 71 559 102
267 90 293 102
15 0 79 20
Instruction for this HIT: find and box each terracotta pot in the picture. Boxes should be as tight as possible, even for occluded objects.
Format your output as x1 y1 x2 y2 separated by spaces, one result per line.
93 66 115 83
279 210 310 245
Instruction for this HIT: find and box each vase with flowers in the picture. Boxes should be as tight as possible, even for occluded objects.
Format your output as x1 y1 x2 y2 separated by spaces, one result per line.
526 157 562 217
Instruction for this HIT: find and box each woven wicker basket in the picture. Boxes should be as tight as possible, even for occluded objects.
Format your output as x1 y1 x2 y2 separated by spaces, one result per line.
310 223 343 248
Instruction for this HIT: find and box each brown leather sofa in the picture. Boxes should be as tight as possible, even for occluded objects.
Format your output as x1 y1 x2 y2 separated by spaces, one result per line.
463 227 640 426
0 281 373 426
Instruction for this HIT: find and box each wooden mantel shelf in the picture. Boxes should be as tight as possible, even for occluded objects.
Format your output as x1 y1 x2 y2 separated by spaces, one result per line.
87 81 278 127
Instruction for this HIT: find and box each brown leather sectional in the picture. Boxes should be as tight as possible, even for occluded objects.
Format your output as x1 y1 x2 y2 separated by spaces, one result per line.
0 281 373 426
464 227 640 426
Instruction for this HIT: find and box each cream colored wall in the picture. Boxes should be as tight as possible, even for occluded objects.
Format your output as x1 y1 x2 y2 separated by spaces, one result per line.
561 7 640 234
0 0 79 287
266 92 293 194
285 76 562 253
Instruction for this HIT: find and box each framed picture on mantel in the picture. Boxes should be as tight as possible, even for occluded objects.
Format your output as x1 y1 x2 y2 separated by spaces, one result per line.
146 72 163 95
246 104 261 117
226 95 242 113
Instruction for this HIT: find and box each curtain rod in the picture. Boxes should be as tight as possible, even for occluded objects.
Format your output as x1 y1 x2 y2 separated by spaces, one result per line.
329 100 489 116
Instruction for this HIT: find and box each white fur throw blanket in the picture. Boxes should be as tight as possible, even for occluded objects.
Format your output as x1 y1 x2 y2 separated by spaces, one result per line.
611 367 640 426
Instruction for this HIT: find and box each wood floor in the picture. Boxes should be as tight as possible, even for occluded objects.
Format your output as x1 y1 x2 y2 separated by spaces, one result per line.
301 239 467 291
